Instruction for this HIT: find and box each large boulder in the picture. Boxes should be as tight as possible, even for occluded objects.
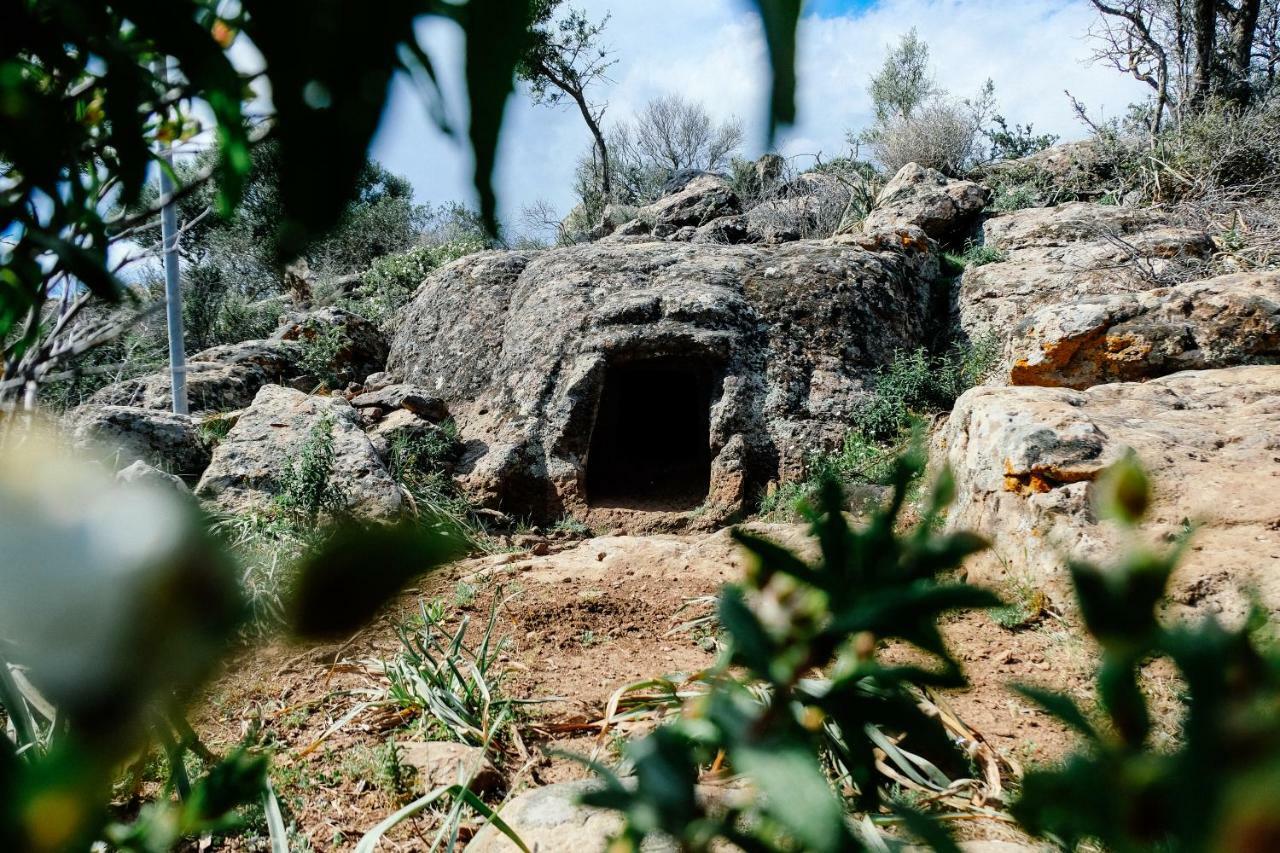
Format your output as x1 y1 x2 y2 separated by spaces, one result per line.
195 385 403 519
66 405 210 479
271 306 389 387
863 162 989 242
639 173 739 232
937 366 1280 622
90 340 302 413
89 307 387 414
1004 270 1280 388
386 239 935 529
980 140 1112 205
957 202 1214 357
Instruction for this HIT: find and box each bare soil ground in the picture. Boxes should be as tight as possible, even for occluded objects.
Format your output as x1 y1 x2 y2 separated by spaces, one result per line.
187 523 1131 852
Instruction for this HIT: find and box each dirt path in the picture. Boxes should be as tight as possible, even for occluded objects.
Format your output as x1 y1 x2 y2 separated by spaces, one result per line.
192 525 1095 851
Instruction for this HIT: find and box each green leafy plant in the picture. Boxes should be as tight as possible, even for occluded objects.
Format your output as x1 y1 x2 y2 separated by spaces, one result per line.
550 515 592 538
759 427 903 521
198 412 238 448
295 323 349 390
347 239 489 325
580 450 999 851
383 425 498 554
984 114 1059 161
1011 454 1280 851
990 575 1049 631
277 413 345 524
384 593 527 749
855 338 999 442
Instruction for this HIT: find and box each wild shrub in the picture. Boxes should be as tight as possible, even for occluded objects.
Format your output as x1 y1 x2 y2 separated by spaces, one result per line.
984 115 1058 161
1061 94 1280 208
867 95 990 176
198 412 237 448
760 339 997 520
277 413 345 524
385 423 460 485
582 453 999 851
212 509 318 634
854 337 999 442
295 323 348 390
1012 455 1280 850
344 238 488 326
383 424 493 551
759 428 904 521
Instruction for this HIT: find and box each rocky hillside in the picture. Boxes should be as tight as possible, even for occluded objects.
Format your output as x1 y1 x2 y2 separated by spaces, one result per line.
69 148 1280 625
53 146 1280 853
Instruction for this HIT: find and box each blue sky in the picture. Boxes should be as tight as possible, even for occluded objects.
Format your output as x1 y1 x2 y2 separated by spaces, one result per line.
805 0 878 15
367 0 1147 240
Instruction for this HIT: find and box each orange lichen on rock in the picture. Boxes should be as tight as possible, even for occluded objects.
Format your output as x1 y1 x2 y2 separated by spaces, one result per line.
1003 458 1099 496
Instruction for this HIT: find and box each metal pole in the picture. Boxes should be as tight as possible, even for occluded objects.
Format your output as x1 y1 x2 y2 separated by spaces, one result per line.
156 58 188 415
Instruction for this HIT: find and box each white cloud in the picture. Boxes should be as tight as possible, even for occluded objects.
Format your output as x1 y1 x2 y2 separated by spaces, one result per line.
369 0 1148 233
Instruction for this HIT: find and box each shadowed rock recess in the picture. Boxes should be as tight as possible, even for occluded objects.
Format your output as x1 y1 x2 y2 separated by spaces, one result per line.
386 236 936 529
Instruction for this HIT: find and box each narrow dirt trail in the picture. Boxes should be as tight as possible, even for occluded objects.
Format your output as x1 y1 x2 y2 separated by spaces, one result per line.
194 526 1092 851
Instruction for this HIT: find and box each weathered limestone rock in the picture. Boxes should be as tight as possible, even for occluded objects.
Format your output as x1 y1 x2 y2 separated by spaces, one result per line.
362 371 396 392
863 162 989 242
387 238 935 529
67 405 210 479
195 385 402 518
366 409 460 467
116 460 192 494
957 202 1215 355
90 340 302 413
466 780 676 853
397 742 501 794
349 384 449 422
1005 270 1280 388
90 308 387 414
691 214 750 245
938 366 1280 621
638 172 738 230
271 306 389 387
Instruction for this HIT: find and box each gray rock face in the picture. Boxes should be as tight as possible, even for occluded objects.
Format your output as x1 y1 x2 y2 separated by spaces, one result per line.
349 384 449 422
271 306 389 387
90 340 302 413
957 202 1214 355
194 385 403 518
89 308 387 414
937 366 1280 621
67 405 210 479
116 460 191 494
638 173 738 230
465 780 675 853
863 162 989 242
1004 270 1280 388
387 239 935 528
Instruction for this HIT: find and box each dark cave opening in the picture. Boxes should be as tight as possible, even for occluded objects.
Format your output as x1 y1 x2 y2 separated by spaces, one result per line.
585 359 714 510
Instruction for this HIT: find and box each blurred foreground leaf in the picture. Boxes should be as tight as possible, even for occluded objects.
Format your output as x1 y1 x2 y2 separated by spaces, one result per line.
289 518 468 639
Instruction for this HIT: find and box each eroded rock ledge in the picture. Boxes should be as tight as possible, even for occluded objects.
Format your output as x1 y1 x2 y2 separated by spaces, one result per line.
938 365 1280 620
